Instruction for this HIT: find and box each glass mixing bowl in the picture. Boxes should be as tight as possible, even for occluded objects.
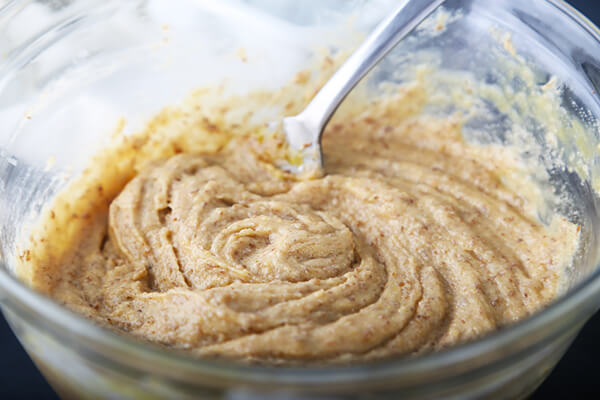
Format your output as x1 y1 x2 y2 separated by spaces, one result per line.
1 0 600 398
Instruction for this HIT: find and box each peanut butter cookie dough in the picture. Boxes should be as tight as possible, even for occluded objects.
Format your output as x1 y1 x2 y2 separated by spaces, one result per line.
17 76 579 365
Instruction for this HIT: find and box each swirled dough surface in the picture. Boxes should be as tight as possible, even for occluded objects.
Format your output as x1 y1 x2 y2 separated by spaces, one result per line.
20 82 579 365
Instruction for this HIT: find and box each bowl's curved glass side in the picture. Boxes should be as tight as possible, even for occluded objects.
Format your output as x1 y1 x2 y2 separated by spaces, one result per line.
0 293 587 399
0 0 600 399
474 0 600 287
375 0 600 285
0 0 152 275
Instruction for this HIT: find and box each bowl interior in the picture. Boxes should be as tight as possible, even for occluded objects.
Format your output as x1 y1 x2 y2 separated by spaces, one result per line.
0 0 600 365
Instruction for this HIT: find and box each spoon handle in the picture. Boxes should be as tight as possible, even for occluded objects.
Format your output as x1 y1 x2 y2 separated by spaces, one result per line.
301 0 445 134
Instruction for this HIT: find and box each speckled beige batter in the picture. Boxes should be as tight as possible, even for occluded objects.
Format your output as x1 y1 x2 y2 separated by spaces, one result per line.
18 75 579 365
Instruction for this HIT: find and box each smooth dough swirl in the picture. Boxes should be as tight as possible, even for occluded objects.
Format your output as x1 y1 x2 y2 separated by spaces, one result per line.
30 112 578 364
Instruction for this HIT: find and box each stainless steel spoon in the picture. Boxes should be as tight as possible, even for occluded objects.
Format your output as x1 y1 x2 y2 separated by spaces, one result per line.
281 0 446 176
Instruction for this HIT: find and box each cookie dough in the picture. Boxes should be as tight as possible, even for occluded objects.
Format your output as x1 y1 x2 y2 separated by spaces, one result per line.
19 80 579 364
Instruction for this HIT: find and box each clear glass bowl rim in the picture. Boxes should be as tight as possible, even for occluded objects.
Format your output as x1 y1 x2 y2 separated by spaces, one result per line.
0 0 599 388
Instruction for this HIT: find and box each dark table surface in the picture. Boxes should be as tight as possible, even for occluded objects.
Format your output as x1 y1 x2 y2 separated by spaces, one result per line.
1 1 599 399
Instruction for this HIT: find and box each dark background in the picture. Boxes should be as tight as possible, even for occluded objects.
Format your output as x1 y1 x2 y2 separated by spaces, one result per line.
1 1 599 399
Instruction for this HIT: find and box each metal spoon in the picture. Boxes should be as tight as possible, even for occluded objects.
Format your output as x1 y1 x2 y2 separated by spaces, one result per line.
281 0 446 176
